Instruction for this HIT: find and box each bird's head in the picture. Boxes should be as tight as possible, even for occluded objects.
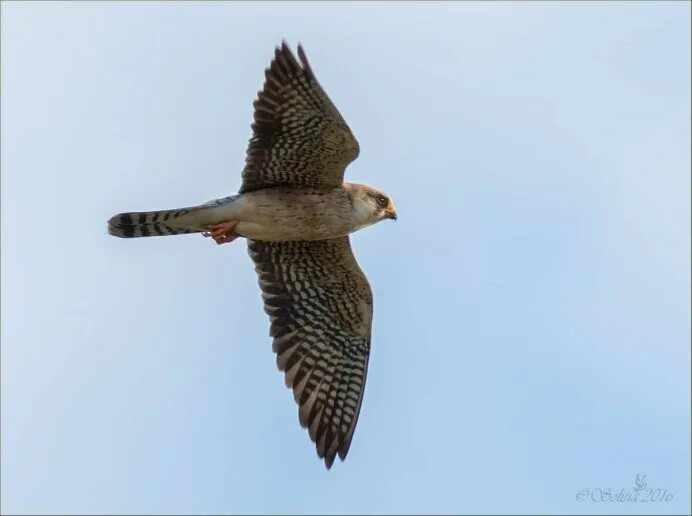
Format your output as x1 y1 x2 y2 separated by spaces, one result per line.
348 183 397 227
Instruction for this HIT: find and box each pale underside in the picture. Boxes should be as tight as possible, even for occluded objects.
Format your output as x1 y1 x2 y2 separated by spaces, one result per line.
170 185 365 242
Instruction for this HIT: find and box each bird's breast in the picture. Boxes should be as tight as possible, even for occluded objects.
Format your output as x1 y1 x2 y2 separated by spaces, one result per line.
234 187 357 241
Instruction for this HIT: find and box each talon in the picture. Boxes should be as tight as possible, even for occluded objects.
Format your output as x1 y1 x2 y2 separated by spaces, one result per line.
203 221 239 245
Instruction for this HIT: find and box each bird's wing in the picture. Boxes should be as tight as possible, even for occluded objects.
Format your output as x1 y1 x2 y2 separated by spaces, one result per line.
247 236 372 468
239 42 360 193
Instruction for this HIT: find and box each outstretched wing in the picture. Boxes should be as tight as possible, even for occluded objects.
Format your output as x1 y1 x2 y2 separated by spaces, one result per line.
247 237 372 468
239 42 360 193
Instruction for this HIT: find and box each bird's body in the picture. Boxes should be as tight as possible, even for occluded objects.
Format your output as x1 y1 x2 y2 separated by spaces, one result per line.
109 183 390 242
108 42 396 468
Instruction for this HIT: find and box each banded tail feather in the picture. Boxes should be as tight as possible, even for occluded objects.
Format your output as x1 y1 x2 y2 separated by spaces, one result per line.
108 209 199 238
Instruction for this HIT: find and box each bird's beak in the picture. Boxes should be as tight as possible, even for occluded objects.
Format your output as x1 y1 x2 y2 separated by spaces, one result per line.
387 210 397 221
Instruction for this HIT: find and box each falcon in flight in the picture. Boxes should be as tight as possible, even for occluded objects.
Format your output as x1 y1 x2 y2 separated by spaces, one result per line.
108 42 396 468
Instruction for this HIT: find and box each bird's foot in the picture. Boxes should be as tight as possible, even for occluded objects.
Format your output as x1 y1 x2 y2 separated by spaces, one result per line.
203 221 240 245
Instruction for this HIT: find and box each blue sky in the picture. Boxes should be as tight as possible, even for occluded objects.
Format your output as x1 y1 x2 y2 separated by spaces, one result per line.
2 2 690 514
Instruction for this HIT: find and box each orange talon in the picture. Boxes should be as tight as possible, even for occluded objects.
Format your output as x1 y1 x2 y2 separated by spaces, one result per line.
204 221 239 245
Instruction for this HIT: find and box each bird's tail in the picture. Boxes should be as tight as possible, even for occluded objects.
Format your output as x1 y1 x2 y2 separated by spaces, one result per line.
107 208 200 238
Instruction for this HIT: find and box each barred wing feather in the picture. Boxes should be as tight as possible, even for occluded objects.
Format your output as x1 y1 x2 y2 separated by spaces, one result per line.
240 42 360 193
247 237 372 468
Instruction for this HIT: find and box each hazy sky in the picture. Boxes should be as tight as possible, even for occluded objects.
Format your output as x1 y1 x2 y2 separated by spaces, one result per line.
2 2 690 514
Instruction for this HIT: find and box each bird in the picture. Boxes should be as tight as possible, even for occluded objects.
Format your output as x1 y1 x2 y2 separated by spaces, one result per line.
107 42 396 468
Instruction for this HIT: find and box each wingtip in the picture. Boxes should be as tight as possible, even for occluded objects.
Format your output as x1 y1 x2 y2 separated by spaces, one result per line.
324 452 336 470
296 43 313 77
275 40 312 76
337 447 349 461
296 43 307 63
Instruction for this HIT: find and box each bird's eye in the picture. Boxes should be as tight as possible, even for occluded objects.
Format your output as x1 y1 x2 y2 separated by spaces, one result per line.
376 195 388 207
